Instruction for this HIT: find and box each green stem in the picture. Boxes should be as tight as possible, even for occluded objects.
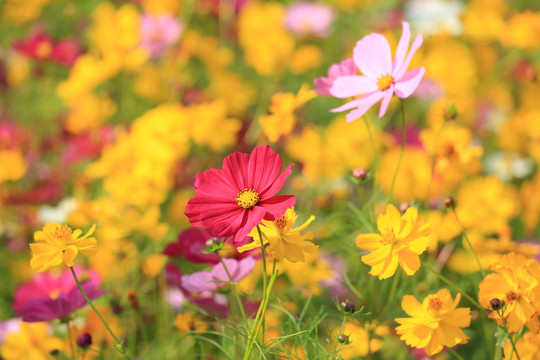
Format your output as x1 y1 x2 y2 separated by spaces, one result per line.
70 267 131 359
216 252 249 327
452 209 487 278
388 99 406 203
362 115 379 225
422 264 484 311
508 333 522 360
243 261 278 360
448 347 466 360
256 225 268 340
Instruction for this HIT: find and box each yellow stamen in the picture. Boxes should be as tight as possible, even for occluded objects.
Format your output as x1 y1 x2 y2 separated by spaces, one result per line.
236 189 259 209
428 296 443 311
377 74 393 91
35 41 53 59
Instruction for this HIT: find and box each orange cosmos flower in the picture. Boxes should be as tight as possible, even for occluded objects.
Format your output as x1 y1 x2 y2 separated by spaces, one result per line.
395 289 471 356
30 223 97 272
478 252 540 333
356 204 430 279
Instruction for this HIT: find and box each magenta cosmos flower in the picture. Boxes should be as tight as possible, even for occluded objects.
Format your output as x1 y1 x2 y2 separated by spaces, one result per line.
13 267 103 322
329 21 425 122
185 145 295 242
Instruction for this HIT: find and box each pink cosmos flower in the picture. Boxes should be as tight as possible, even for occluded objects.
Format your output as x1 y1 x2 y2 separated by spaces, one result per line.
285 2 335 38
329 21 425 122
185 145 295 242
13 267 103 322
313 58 357 96
140 14 183 59
181 257 256 292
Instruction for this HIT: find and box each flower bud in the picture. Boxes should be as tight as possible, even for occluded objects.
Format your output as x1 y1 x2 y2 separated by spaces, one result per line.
444 103 458 121
50 349 60 356
490 298 502 309
352 169 367 180
340 300 356 314
337 334 349 344
126 290 140 310
444 197 455 209
76 333 92 348
399 203 411 213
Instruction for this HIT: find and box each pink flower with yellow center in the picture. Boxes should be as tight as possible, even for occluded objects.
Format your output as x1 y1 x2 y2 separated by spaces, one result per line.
185 145 295 242
329 21 425 122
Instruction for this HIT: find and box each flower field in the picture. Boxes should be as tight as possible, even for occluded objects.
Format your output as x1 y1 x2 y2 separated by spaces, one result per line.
2 0 540 359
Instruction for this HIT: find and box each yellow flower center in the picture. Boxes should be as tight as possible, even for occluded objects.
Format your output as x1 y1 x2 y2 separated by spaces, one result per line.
36 41 53 59
53 225 73 244
381 229 396 245
49 289 61 300
505 291 518 302
274 216 288 230
235 189 259 209
427 297 443 311
377 74 393 91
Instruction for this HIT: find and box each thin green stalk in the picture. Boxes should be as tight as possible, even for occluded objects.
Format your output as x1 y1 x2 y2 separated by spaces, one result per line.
388 99 406 203
451 209 486 278
362 115 379 225
243 260 278 360
508 333 522 360
216 252 248 326
70 267 131 359
422 264 484 311
448 347 466 360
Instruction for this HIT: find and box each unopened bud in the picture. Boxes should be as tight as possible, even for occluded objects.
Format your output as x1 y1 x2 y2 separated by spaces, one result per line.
490 298 502 309
50 349 60 356
444 103 458 121
399 203 411 213
444 197 455 209
126 290 140 310
76 333 92 348
352 169 367 180
338 334 349 344
340 301 356 314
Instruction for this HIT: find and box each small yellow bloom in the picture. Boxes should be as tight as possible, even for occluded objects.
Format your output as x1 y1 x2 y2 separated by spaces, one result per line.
395 289 471 356
30 223 97 273
238 207 317 263
174 313 209 333
356 205 430 279
478 252 540 333
0 321 63 360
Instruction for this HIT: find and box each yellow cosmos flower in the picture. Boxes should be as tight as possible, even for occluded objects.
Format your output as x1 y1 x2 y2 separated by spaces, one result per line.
356 205 430 280
395 289 471 356
478 252 540 333
237 207 317 263
30 223 97 273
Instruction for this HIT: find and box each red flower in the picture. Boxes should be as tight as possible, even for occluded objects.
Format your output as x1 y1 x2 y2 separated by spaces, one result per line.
185 145 295 242
13 31 80 66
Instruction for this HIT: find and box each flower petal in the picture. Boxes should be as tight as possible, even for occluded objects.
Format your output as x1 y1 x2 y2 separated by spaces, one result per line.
393 22 411 73
259 195 296 221
247 145 282 193
378 87 394 118
393 33 423 79
223 151 250 191
353 33 392 80
329 75 378 98
394 67 425 98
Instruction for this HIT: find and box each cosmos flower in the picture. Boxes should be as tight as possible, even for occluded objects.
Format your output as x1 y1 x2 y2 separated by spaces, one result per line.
181 257 256 292
13 267 103 322
140 14 183 58
478 252 540 333
313 58 356 96
395 289 471 356
356 204 430 279
30 223 97 273
284 2 335 37
329 21 425 122
13 30 79 66
237 207 317 263
185 145 295 242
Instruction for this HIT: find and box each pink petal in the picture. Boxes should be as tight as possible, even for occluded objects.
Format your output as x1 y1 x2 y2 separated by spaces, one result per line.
353 34 392 80
181 272 217 292
313 77 333 96
259 195 296 220
332 91 384 122
235 257 256 279
223 151 250 191
392 22 411 73
329 75 378 98
247 145 282 192
395 67 425 98
185 197 237 229
393 33 423 80
193 168 237 199
232 206 267 242
259 163 293 198
378 88 394 118
212 258 239 282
